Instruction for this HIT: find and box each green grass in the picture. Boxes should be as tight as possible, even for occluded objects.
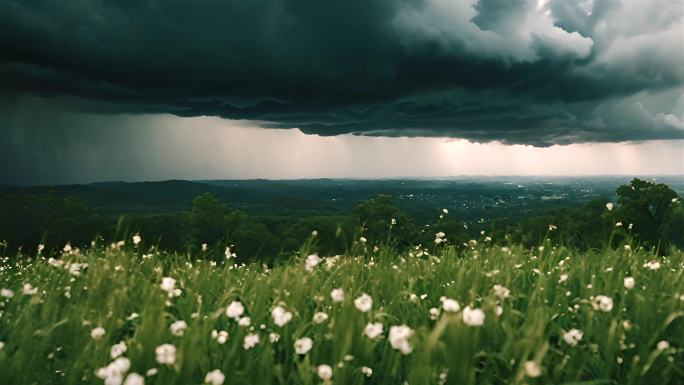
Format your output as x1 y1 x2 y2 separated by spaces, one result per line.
1 238 684 385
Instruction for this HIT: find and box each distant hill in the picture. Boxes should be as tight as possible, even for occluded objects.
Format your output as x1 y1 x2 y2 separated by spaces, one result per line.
2 176 683 223
0 180 230 218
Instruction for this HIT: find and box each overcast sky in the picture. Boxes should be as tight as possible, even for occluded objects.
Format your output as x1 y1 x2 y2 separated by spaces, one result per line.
0 0 683 185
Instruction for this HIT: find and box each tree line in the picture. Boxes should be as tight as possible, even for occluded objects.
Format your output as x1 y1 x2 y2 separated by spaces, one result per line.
1 178 682 260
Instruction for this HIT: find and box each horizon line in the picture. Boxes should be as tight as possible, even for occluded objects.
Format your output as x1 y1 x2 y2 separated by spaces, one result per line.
3 174 684 188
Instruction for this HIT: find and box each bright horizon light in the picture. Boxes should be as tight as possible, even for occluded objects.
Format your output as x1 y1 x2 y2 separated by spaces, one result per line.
2 113 681 186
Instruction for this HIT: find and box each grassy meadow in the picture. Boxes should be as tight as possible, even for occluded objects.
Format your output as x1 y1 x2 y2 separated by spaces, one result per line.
1 236 683 385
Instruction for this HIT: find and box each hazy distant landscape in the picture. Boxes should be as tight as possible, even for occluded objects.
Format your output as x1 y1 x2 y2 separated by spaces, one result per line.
2 174 683 262
5 176 684 221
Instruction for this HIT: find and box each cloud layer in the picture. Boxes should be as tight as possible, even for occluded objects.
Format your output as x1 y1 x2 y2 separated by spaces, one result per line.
1 0 683 145
1 103 682 186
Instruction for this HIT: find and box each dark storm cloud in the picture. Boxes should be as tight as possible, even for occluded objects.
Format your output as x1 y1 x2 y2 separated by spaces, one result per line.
0 0 682 145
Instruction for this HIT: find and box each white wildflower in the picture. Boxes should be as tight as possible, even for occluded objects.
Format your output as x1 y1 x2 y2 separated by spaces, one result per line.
361 366 373 377
294 337 313 355
226 301 245 319
110 341 127 359
388 325 413 354
95 357 131 385
657 340 670 351
67 263 84 276
1 289 14 298
493 284 510 300
126 313 139 321
243 333 260 350
317 364 333 381
204 369 225 385
123 373 144 385
217 331 229 344
624 277 635 290
442 298 461 313
271 306 293 327
592 295 614 312
563 329 583 346
524 361 541 378
170 320 188 336
354 293 373 312
305 254 321 271
313 312 328 324
22 283 38 296
91 327 106 340
155 344 176 365
325 256 340 269
160 277 177 297
462 307 485 326
364 322 384 339
330 288 344 303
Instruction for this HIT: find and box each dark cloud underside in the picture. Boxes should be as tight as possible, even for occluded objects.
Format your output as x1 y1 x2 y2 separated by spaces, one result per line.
0 0 682 145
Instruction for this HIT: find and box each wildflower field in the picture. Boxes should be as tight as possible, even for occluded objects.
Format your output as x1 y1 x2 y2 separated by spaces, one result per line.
1 239 684 385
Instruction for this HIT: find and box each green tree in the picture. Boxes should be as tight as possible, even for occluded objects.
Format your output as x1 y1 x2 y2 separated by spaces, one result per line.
615 178 680 250
356 194 416 247
227 221 280 263
0 192 104 253
190 193 227 246
660 204 684 250
119 213 192 251
276 215 357 255
511 198 616 250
